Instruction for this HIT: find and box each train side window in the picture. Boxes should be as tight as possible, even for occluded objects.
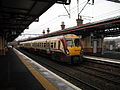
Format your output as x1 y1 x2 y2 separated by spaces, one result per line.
33 43 35 47
32 43 34 47
36 43 39 47
40 43 41 47
46 43 48 47
37 43 38 47
35 43 36 47
51 42 53 48
39 43 40 47
36 43 38 47
44 43 46 47
58 41 60 49
41 43 43 47
54 42 56 48
34 43 36 47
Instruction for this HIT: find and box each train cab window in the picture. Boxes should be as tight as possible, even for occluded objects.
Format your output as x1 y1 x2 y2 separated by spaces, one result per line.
74 39 80 46
66 38 74 47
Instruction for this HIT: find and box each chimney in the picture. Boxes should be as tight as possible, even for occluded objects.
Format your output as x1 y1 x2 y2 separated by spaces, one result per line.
42 30 45 34
76 16 83 26
61 22 65 30
47 28 50 34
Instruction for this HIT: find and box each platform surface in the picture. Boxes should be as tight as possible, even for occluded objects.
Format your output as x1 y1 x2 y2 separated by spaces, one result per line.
14 48 81 90
0 48 45 90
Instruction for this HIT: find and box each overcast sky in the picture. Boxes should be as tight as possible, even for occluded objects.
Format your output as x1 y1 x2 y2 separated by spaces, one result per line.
16 0 120 40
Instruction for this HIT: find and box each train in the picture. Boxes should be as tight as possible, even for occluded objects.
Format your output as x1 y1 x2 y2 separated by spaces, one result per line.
19 34 83 64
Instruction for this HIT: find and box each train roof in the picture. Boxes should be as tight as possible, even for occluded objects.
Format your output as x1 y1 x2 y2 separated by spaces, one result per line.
20 34 80 43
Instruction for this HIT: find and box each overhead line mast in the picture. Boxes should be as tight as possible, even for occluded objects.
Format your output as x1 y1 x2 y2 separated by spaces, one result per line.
77 0 94 19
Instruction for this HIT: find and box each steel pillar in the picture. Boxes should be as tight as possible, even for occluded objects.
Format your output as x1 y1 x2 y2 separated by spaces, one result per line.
0 35 7 55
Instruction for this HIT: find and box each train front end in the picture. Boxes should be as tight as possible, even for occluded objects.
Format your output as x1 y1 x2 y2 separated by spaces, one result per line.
64 34 83 63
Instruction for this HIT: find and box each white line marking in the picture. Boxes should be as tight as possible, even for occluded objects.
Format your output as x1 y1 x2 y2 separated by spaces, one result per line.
84 56 120 64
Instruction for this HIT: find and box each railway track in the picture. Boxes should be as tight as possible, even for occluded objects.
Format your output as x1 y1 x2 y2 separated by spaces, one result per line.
34 60 100 90
85 58 120 68
17 49 120 90
83 59 120 78
72 65 120 85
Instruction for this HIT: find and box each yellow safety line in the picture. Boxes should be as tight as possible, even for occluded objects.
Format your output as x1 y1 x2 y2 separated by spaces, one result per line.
14 50 58 90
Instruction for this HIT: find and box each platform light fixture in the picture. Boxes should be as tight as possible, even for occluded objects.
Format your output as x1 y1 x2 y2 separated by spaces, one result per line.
12 31 16 35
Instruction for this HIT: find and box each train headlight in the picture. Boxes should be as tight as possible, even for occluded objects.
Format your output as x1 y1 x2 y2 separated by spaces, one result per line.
80 49 84 54
66 49 69 55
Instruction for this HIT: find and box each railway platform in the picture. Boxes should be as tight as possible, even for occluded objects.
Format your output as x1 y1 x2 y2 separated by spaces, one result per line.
84 51 120 60
84 51 120 64
0 48 45 90
84 55 120 64
0 48 81 90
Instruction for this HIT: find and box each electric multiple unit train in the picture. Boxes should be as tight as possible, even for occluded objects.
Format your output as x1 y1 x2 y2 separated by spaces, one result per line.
19 34 83 64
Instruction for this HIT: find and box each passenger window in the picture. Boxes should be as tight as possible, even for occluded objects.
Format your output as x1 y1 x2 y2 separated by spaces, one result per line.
36 43 38 47
32 43 34 47
54 42 56 48
40 43 42 47
44 43 46 47
35 43 37 47
51 42 53 48
58 41 60 49
39 43 40 47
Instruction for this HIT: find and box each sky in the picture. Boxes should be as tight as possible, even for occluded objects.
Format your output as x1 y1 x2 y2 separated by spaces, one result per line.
16 0 120 40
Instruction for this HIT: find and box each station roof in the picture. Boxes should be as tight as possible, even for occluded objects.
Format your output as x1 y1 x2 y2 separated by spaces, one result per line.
107 0 120 3
21 15 120 42
46 16 120 37
0 0 71 42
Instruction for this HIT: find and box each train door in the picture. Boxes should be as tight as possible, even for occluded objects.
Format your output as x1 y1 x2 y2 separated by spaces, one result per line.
46 40 50 54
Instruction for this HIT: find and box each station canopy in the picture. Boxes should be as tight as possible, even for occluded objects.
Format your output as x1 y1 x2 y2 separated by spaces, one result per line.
0 0 71 42
107 0 120 3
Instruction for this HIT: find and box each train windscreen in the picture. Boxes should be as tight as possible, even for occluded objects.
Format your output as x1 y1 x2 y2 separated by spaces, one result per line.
66 38 80 47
